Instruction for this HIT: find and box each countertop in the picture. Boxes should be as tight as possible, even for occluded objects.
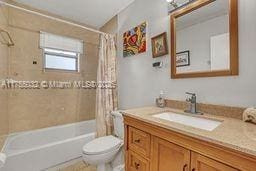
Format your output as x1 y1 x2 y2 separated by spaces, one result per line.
122 106 256 157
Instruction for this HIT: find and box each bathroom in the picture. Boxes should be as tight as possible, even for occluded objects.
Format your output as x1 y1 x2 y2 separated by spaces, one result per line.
0 0 256 170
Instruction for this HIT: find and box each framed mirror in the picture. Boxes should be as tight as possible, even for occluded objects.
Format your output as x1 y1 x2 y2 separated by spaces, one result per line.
170 0 238 79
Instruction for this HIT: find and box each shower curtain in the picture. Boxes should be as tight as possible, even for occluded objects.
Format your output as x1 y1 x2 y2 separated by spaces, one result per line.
96 34 118 137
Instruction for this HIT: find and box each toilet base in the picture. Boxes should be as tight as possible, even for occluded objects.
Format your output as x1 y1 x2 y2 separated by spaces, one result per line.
97 163 112 171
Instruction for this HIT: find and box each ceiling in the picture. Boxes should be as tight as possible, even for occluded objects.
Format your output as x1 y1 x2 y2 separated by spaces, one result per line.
13 0 135 28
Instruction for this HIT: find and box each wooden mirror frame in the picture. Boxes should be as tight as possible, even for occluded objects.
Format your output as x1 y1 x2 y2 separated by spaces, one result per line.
170 0 238 79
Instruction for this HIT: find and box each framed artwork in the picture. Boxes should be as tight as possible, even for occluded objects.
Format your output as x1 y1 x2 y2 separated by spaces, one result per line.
123 22 147 57
176 50 190 67
151 32 168 58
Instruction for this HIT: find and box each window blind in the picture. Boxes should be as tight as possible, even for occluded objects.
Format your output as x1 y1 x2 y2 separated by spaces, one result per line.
40 32 84 54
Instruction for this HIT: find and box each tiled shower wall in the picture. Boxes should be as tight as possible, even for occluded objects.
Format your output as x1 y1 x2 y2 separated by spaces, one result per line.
0 5 9 148
0 3 99 147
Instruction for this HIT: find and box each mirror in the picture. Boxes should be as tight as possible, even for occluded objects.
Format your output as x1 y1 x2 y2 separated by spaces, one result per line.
170 0 238 78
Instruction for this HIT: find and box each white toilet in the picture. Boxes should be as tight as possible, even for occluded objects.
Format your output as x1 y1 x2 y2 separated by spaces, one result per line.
82 111 124 171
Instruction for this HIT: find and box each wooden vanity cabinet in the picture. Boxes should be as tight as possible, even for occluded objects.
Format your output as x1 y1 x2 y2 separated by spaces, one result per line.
124 116 256 171
128 126 151 158
127 150 150 171
152 136 190 171
191 152 238 171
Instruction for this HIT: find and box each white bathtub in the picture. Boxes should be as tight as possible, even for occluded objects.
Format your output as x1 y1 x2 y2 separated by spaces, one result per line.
1 120 95 171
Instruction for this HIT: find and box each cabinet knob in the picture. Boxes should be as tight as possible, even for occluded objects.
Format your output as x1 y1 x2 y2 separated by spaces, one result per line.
183 164 188 171
134 139 141 143
134 162 140 169
192 168 196 171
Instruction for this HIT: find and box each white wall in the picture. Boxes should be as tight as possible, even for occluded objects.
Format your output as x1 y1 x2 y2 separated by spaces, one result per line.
117 0 256 109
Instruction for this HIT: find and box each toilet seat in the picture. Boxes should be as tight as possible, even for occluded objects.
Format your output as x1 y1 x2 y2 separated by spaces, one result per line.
83 135 123 155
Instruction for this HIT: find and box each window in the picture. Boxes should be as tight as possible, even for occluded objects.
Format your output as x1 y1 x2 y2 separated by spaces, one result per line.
44 48 79 71
40 32 84 72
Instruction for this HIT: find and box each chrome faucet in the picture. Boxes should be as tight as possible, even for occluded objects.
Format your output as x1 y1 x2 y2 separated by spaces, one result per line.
184 92 202 114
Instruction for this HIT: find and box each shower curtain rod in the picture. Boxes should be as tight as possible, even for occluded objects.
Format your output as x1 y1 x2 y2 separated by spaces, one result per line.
0 1 109 35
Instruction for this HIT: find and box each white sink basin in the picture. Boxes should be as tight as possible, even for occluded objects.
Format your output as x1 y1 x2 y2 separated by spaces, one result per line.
153 112 222 131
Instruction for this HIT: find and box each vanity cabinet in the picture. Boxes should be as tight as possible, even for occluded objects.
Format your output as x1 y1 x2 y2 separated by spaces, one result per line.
124 115 256 171
152 137 190 171
127 150 150 171
191 152 238 171
128 127 151 158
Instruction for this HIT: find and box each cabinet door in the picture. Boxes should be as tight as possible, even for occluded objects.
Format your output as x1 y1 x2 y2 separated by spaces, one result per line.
191 152 239 171
127 150 150 171
151 136 190 171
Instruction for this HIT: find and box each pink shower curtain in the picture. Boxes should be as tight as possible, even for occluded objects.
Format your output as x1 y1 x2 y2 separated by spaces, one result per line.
96 34 118 137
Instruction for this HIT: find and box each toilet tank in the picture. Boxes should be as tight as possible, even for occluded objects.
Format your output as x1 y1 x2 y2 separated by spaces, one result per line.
111 111 124 139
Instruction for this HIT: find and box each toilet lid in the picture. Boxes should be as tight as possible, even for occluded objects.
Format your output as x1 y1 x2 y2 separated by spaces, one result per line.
83 135 123 155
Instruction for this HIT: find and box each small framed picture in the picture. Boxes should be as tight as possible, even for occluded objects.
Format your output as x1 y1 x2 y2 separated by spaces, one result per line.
176 51 190 67
151 32 168 58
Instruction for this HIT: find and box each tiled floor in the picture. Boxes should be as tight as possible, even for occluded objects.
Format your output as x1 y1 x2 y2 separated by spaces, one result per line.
59 161 96 171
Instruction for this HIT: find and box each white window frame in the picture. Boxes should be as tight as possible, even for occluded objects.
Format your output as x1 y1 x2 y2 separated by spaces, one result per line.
43 48 80 72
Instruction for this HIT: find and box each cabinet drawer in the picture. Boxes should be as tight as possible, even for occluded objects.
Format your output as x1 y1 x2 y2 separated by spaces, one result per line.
127 150 150 171
128 127 151 157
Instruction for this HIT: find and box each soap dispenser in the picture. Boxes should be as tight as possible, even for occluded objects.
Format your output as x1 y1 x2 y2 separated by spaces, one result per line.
156 91 166 108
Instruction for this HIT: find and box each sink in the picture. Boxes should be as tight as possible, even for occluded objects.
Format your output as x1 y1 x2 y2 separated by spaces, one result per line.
153 112 222 131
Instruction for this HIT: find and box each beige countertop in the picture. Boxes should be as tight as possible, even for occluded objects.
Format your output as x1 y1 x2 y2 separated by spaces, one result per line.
122 106 256 157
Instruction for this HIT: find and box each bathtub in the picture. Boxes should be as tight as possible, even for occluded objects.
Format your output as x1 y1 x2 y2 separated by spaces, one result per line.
1 120 95 171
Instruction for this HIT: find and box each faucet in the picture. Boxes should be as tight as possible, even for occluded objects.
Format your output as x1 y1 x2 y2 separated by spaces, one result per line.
184 92 202 114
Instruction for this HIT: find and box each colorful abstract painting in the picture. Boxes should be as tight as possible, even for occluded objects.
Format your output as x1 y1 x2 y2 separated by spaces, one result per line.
123 22 147 57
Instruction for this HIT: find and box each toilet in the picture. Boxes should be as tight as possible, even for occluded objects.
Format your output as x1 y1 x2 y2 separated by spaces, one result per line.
82 111 124 171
